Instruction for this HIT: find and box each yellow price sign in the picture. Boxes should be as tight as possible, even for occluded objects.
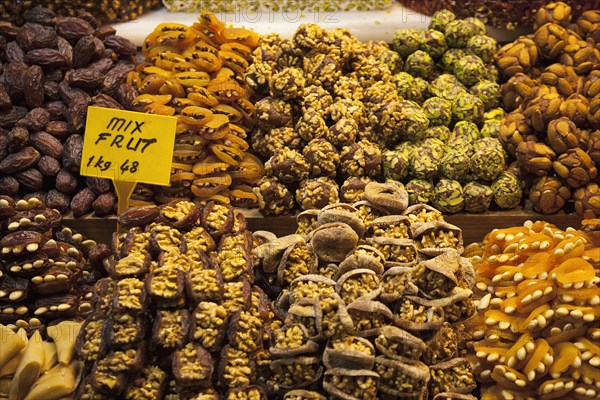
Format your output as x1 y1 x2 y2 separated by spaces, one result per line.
80 106 177 214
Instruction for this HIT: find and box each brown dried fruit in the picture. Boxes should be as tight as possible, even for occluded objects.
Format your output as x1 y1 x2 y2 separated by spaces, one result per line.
56 17 94 42
30 131 63 158
93 192 116 216
7 126 29 152
71 187 96 217
55 169 78 193
0 146 40 174
38 155 61 176
15 168 43 192
46 189 71 213
24 65 44 109
62 134 83 173
0 176 19 195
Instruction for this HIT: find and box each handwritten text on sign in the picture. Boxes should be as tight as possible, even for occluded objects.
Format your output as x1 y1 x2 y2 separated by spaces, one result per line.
80 106 176 186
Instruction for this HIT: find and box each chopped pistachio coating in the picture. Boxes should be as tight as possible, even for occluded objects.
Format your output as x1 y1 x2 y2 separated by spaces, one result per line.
439 148 471 181
430 75 467 101
433 179 465 213
470 138 506 182
445 136 475 157
382 150 410 181
451 121 480 143
429 9 457 32
454 55 486 87
463 182 493 212
421 29 448 59
491 171 523 209
396 101 431 142
452 92 484 124
441 48 468 71
392 29 425 57
406 179 435 205
303 139 340 178
445 19 484 48
410 138 445 180
423 97 453 126
480 119 501 138
424 126 452 142
405 50 436 79
469 80 500 110
466 34 498 64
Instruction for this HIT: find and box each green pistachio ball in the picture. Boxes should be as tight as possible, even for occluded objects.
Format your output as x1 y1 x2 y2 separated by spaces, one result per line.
441 48 468 71
454 55 486 87
392 29 424 58
429 9 457 32
463 182 493 212
396 100 430 142
423 97 452 126
451 121 480 142
467 34 498 64
420 29 448 59
439 148 471 181
470 80 500 110
382 149 410 181
470 138 506 182
423 126 452 141
405 50 436 79
492 171 523 209
409 138 445 180
432 178 465 213
480 119 501 138
452 92 484 124
445 19 482 48
406 179 435 205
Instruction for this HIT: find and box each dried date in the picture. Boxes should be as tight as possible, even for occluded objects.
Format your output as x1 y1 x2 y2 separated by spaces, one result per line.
56 36 74 68
0 129 8 160
23 6 56 26
16 22 58 51
56 169 78 193
24 65 45 109
24 49 67 68
88 57 114 74
15 168 44 192
43 81 60 101
73 35 100 68
71 187 96 217
0 83 11 110
92 93 123 109
102 64 134 94
103 35 136 56
30 132 63 158
4 62 27 99
38 155 61 176
7 126 29 152
67 98 89 132
94 26 116 40
86 177 111 194
5 41 25 63
115 83 137 109
56 17 94 42
66 68 104 89
0 107 28 128
92 192 116 216
17 107 49 131
62 134 83 173
0 146 41 174
0 177 19 195
46 189 71 212
46 120 69 139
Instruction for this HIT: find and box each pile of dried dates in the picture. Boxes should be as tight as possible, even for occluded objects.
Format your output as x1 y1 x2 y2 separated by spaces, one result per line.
467 219 600 399
0 6 138 216
496 2 600 217
76 200 277 399
127 14 263 208
254 181 479 399
0 195 106 332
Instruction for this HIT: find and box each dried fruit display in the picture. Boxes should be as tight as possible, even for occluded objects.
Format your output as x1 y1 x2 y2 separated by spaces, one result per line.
396 0 600 29
0 6 137 215
249 17 515 215
128 14 264 208
254 182 478 399
467 219 600 399
0 196 107 332
0 321 83 399
162 0 392 12
0 2 161 25
496 3 600 217
77 200 277 399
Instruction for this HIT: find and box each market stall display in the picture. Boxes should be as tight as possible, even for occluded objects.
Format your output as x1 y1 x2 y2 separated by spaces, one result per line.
161 0 392 13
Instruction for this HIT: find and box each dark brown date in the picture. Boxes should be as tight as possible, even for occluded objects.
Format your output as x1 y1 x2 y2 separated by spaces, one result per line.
4 62 27 99
0 129 8 160
103 35 136 56
46 120 69 138
7 126 29 152
66 68 105 89
117 205 160 228
0 177 19 195
0 83 11 110
92 192 116 216
23 6 56 25
56 17 94 42
0 107 28 128
86 177 111 194
115 83 137 109
55 169 78 193
0 146 41 174
88 57 114 74
102 63 135 94
17 107 49 131
66 97 89 132
44 102 67 122
62 134 83 173
56 36 74 68
15 168 44 192
24 48 67 68
71 187 96 217
38 155 61 176
30 132 63 158
91 93 123 109
45 189 70 212
24 65 45 109
5 41 25 63
16 22 58 51
93 26 116 40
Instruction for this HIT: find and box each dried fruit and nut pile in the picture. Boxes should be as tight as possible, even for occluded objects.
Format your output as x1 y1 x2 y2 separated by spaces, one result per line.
162 0 392 13
466 219 600 399
76 200 277 399
128 14 264 208
0 6 138 216
397 0 599 29
1 1 161 26
249 14 521 216
254 181 479 399
0 196 106 333
0 321 83 400
496 2 600 217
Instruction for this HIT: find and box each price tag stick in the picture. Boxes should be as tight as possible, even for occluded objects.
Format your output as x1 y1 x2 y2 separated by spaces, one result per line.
113 180 137 215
